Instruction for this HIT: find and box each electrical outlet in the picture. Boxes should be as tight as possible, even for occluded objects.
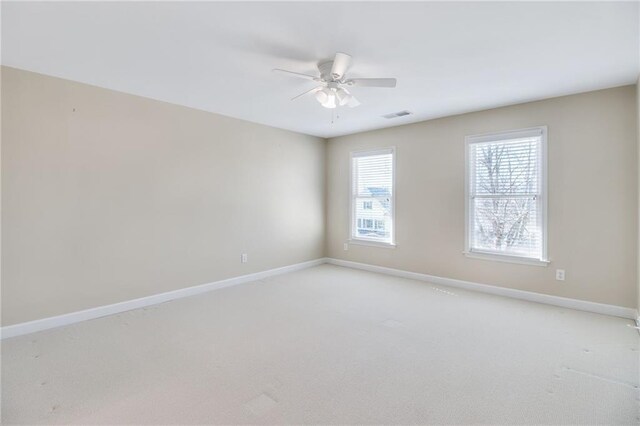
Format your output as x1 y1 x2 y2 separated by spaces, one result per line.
241 253 248 263
344 243 349 251
556 269 565 281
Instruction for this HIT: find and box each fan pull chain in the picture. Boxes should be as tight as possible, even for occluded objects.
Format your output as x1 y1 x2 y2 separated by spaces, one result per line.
330 109 340 125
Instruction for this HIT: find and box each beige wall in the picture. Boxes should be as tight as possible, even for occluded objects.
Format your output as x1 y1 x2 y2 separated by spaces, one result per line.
3 66 638 326
1 67 326 325
327 86 638 309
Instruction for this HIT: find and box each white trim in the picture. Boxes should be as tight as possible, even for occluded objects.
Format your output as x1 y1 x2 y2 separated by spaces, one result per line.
4 257 636 340
465 127 544 144
351 148 394 158
464 126 548 264
348 239 397 249
0 258 327 340
463 250 549 266
540 126 549 262
326 258 637 320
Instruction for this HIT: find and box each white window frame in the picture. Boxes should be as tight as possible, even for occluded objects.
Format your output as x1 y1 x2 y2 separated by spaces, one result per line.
349 147 396 248
464 126 549 266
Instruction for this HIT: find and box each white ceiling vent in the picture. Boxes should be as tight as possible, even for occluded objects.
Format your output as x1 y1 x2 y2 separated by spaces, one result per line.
382 110 412 119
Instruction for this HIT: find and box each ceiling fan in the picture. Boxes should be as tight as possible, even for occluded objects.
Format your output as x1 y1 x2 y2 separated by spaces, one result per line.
273 52 397 109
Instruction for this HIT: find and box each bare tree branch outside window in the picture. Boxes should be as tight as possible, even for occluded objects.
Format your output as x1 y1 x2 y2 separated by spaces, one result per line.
472 139 539 256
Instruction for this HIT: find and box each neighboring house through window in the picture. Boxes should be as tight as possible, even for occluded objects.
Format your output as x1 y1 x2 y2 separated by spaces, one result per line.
465 127 548 264
351 148 395 245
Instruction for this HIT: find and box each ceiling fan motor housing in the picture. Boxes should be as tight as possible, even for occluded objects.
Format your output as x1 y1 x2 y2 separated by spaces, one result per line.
318 61 338 82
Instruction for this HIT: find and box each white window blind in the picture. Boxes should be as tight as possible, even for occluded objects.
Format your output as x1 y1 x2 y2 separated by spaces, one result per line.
351 148 395 244
466 127 547 262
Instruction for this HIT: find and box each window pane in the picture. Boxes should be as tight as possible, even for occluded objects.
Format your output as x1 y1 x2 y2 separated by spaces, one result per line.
472 137 539 196
468 132 544 260
354 197 391 241
355 154 393 197
471 196 541 258
352 150 394 243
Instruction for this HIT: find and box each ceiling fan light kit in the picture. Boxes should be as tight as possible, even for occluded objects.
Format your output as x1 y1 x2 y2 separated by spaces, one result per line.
273 52 397 109
315 84 352 109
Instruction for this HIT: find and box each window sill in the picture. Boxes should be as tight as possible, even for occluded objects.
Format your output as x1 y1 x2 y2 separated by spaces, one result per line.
348 239 397 249
463 251 549 267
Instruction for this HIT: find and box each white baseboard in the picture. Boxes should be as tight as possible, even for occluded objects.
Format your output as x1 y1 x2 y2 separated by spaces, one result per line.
1 258 327 339
326 258 638 320
3 256 636 339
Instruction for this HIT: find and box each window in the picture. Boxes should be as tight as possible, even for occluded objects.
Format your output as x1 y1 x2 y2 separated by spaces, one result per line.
465 127 547 264
351 148 395 245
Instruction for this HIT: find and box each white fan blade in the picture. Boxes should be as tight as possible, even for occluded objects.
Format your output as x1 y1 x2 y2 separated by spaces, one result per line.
291 86 323 101
330 52 352 79
272 69 319 81
347 78 397 88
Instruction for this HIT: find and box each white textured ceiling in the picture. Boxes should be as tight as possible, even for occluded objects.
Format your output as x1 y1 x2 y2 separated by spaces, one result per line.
2 1 638 138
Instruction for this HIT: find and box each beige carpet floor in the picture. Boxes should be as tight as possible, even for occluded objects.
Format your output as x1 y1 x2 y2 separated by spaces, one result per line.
2 264 639 424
